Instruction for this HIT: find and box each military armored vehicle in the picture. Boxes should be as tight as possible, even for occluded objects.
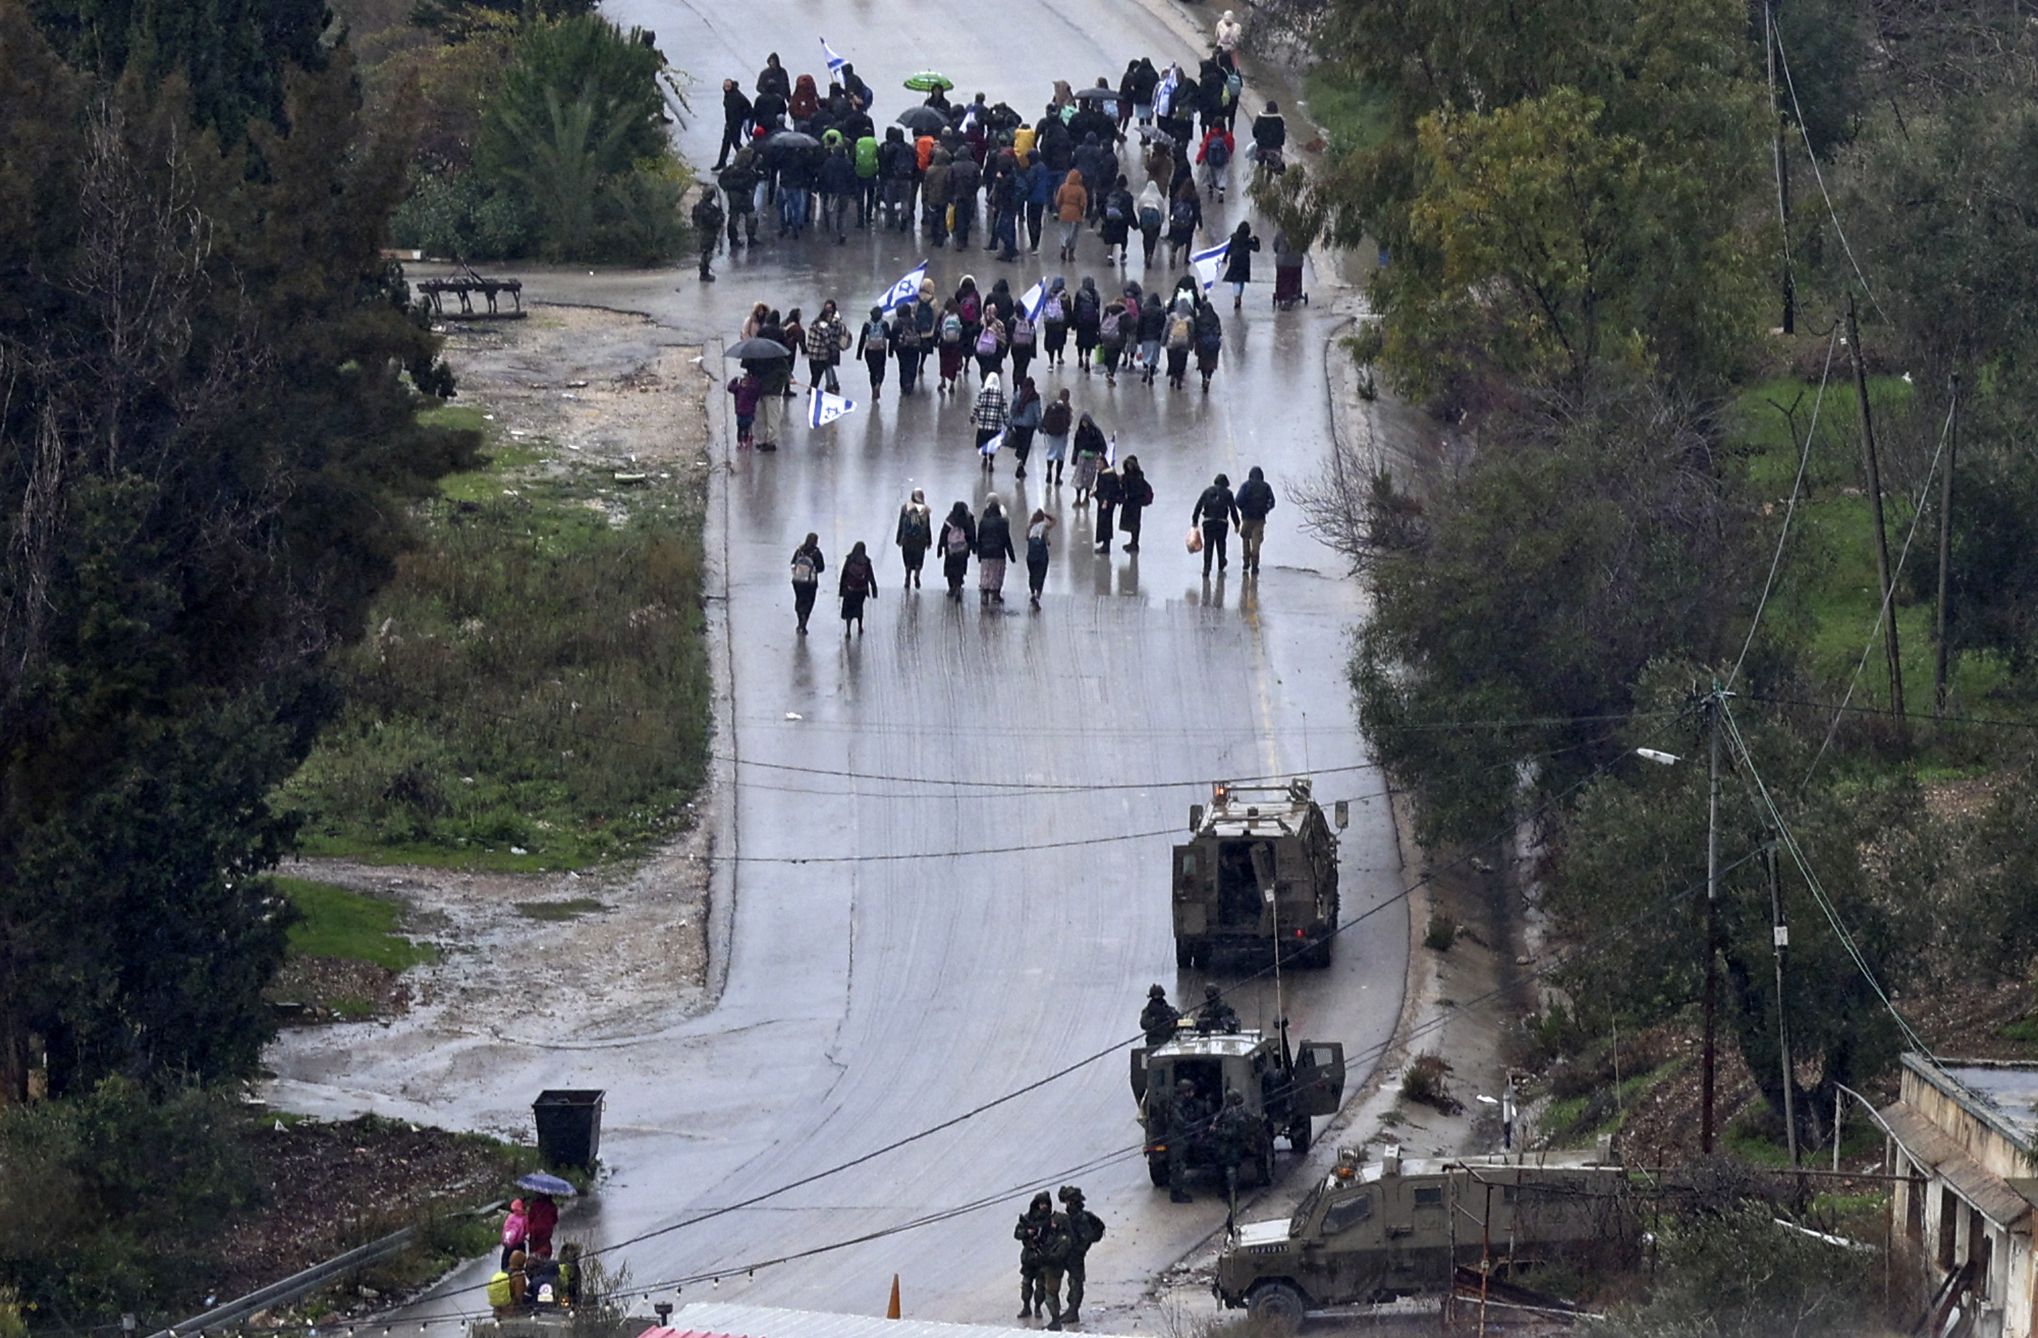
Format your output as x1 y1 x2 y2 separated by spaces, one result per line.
1213 1146 1635 1328
1130 1023 1346 1184
1172 779 1348 969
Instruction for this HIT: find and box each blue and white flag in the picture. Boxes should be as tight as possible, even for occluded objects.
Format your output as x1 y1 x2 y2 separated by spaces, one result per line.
1191 240 1231 290
809 387 858 429
978 428 1005 459
878 260 929 313
1018 278 1046 322
1156 66 1180 118
819 37 847 77
1106 432 1118 468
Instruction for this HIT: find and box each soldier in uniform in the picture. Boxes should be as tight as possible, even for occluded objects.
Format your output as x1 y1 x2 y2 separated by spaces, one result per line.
1057 1185 1106 1326
690 187 725 282
1034 1197 1075 1329
1163 1077 1206 1202
1194 983 1240 1034
1140 983 1181 1044
1214 1088 1261 1225
1015 1191 1055 1319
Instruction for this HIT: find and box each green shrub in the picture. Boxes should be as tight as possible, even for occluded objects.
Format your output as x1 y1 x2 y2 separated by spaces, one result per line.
0 1080 255 1321
392 171 537 260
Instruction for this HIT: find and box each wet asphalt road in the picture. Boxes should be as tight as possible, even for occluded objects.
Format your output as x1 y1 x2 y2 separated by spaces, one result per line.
363 0 1432 1324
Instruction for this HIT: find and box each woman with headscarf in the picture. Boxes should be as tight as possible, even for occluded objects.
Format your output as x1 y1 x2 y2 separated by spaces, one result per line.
895 488 933 588
975 305 1008 382
1007 376 1042 479
938 500 977 599
1039 388 1074 487
971 371 1008 465
790 72 820 123
937 298 969 394
1136 291 1167 385
1098 294 1129 387
1117 454 1154 552
1135 179 1166 269
790 532 825 634
1040 277 1069 369
1167 179 1202 269
1071 275 1102 374
1053 168 1088 262
838 540 877 634
855 305 891 399
1071 412 1108 504
1025 508 1058 609
1222 219 1260 310
976 492 1016 605
1164 294 1196 390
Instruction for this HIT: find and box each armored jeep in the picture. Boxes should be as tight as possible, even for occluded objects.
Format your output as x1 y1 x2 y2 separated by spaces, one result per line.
1213 1146 1635 1328
1172 779 1347 970
1130 1025 1345 1185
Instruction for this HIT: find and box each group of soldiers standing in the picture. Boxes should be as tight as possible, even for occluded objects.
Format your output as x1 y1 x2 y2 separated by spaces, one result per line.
1137 984 1259 1208
1014 1184 1107 1329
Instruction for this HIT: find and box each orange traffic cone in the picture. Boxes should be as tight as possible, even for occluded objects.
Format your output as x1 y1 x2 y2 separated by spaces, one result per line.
887 1274 902 1319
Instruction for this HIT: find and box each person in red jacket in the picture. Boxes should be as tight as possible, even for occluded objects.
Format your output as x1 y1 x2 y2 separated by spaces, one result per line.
1195 124 1236 202
525 1193 560 1259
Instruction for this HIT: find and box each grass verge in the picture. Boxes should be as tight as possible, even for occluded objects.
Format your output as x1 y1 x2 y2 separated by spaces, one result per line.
1301 62 1393 154
279 876 436 970
282 412 710 872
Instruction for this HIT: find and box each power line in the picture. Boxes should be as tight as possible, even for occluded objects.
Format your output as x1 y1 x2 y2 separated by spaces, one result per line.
1798 393 1956 788
1719 701 1931 1057
1742 694 2038 735
1771 15 1891 326
1728 326 1840 689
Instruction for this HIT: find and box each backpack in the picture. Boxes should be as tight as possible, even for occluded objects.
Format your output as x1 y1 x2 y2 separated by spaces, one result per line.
945 523 971 557
941 312 964 344
1225 70 1243 102
1207 135 1231 168
959 292 981 324
1100 309 1124 344
843 560 869 596
1041 401 1072 436
976 325 1001 356
1104 196 1127 223
791 551 818 585
1139 204 1163 230
863 320 888 354
1012 316 1035 347
1074 288 1100 322
1167 314 1194 350
903 507 931 545
1042 294 1065 323
1170 198 1196 232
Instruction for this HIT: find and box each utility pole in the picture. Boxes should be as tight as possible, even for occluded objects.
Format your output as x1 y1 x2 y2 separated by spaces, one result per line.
1847 293 1906 724
1702 687 1722 1156
1768 844 1798 1166
1765 2 1794 334
1934 372 1961 714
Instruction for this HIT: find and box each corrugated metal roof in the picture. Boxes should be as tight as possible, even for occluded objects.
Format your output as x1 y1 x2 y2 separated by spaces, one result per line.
661 1304 1063 1338
1881 1101 2034 1230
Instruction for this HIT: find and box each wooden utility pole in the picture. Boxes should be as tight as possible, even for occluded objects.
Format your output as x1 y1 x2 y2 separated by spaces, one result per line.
1847 294 1905 723
1702 690 1721 1156
1768 845 1798 1166
1934 373 1961 714
1765 2 1795 334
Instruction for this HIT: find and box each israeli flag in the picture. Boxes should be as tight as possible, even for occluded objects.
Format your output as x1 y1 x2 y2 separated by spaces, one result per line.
979 428 1005 459
879 260 929 314
1191 240 1231 290
1106 432 1118 468
809 387 858 429
1018 278 1046 322
819 37 847 78
1156 66 1180 118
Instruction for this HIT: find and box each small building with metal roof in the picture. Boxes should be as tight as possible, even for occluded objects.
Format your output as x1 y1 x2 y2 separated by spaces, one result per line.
1881 1054 2038 1337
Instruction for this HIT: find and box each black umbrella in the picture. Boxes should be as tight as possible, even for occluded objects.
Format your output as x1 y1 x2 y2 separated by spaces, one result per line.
726 337 792 360
1073 86 1119 103
895 106 946 134
768 130 821 150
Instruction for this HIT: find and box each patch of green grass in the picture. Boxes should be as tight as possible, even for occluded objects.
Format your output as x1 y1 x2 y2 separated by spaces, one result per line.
278 876 437 971
1302 62 1394 155
1999 1016 2038 1046
1543 1058 1686 1145
1725 1107 1882 1167
282 417 710 872
514 897 607 921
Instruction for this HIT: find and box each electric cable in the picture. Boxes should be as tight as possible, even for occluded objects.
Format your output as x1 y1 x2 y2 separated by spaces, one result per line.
1771 15 1891 326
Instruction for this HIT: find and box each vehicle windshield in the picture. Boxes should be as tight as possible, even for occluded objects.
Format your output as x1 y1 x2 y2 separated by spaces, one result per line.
1288 1179 1327 1236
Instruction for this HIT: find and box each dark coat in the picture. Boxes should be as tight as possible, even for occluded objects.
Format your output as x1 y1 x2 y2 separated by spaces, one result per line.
1237 477 1276 520
1222 231 1260 282
1119 466 1154 530
976 508 1015 561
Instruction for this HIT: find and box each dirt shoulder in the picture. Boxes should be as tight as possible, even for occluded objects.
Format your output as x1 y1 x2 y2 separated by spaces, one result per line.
266 304 721 1119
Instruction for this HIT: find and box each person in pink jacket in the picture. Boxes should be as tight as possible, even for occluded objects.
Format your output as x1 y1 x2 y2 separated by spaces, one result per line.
500 1199 527 1269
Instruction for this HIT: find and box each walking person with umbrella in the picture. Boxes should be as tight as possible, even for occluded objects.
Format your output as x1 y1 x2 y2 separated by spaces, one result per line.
515 1172 577 1259
730 328 793 451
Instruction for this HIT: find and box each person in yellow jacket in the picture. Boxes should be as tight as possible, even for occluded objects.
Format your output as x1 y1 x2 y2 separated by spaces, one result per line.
1013 123 1037 164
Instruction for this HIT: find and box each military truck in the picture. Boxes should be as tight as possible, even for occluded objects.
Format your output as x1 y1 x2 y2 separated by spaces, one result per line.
1130 1024 1346 1185
1213 1146 1636 1328
1172 779 1348 970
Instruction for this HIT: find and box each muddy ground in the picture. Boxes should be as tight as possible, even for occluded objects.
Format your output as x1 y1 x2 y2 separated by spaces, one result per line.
270 304 719 1115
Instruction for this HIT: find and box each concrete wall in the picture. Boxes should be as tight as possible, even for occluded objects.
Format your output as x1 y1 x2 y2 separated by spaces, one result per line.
1894 1068 2038 1338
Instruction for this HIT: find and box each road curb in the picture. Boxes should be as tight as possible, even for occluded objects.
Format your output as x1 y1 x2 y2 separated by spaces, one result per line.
699 334 739 1004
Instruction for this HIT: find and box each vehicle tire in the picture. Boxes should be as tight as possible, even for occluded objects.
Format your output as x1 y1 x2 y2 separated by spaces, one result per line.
1148 1155 1170 1187
1288 1117 1312 1156
1175 938 1194 969
1246 1282 1307 1333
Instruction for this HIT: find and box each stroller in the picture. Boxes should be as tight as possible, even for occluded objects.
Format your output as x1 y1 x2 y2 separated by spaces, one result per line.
1272 231 1307 309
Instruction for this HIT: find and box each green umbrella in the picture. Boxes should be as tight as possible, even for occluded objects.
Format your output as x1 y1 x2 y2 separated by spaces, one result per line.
903 71 954 92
